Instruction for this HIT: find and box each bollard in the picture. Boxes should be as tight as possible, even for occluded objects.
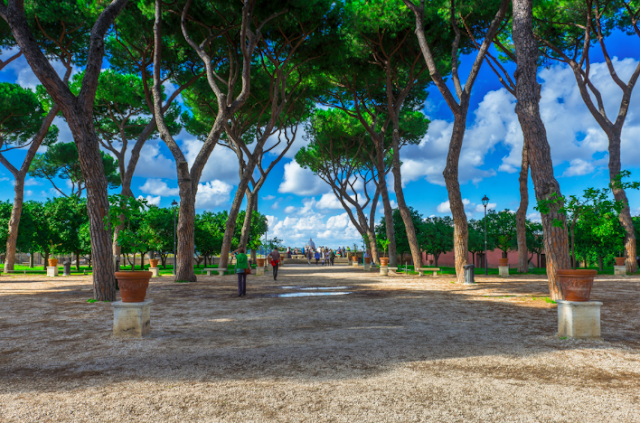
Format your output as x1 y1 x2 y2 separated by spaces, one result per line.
464 264 475 284
63 261 71 276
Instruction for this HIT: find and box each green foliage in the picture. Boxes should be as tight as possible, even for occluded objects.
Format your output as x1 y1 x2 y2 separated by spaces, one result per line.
142 205 174 260
483 209 517 256
420 216 454 264
0 201 37 254
28 142 121 197
105 195 149 260
0 82 58 149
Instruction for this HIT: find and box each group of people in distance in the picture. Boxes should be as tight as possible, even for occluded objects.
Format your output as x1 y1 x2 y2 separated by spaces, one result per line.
307 247 337 266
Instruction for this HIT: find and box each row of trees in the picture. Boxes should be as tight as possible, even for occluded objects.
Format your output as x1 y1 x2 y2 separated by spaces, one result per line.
0 196 267 271
1 0 638 300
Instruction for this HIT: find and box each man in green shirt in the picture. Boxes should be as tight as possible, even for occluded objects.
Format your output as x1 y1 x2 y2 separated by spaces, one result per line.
232 247 249 296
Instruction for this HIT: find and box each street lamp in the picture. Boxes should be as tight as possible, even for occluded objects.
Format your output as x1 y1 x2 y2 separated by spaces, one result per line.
482 195 489 275
172 199 178 276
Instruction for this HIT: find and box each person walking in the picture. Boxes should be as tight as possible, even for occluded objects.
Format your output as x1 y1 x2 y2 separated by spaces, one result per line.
268 248 281 281
314 250 320 265
307 249 312 266
329 249 335 266
231 247 249 297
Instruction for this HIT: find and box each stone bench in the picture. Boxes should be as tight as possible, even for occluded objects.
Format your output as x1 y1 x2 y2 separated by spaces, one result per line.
418 268 441 277
204 268 227 276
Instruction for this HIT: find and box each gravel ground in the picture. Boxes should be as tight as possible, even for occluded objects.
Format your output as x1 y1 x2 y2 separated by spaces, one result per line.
1 265 640 422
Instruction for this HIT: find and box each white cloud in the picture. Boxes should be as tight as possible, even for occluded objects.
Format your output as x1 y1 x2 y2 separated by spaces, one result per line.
182 135 240 185
139 179 179 196
0 177 9 182
138 195 161 206
129 139 176 180
527 212 542 223
195 180 232 209
316 192 345 209
283 205 297 214
263 195 276 201
25 190 33 196
562 158 595 177
475 202 496 213
278 161 327 196
24 178 39 186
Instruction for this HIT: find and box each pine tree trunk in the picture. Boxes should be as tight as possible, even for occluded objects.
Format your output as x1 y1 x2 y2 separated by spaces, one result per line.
376 155 397 266
598 255 603 272
239 191 256 250
175 163 197 282
512 0 570 300
516 139 529 273
3 174 24 273
608 132 638 273
44 252 49 270
391 131 422 270
443 116 470 283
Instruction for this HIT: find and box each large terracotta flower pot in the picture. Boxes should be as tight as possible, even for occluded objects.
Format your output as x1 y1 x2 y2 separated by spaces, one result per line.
557 269 597 302
365 257 371 264
498 258 508 267
615 257 626 266
149 259 159 268
380 257 389 267
257 258 265 267
116 271 152 302
48 258 58 267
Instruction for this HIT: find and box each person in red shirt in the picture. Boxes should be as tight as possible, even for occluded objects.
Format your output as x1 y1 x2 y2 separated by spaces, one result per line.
268 248 281 281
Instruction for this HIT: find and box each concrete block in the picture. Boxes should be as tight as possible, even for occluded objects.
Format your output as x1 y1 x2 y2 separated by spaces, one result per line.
557 300 602 339
498 266 509 277
380 266 389 276
364 263 371 271
614 265 627 276
256 267 264 276
46 266 58 277
112 300 152 338
150 267 160 277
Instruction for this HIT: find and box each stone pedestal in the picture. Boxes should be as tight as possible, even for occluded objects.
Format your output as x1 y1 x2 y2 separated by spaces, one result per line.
614 265 627 276
380 266 389 276
150 267 160 277
46 266 58 277
353 261 359 267
557 300 602 339
256 266 264 276
112 300 152 338
364 263 371 271
498 266 509 277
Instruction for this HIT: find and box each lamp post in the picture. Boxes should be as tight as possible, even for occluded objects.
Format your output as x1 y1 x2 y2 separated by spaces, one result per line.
172 199 178 276
482 195 489 275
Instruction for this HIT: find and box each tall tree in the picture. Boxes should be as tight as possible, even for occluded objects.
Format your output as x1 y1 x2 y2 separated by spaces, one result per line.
0 0 131 300
296 109 385 263
320 0 438 267
152 0 289 281
403 0 510 282
512 0 570 299
0 83 59 272
532 0 640 273
516 140 529 272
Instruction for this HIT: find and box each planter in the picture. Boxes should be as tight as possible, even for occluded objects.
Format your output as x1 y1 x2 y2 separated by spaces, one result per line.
557 269 597 302
149 259 159 268
364 257 371 264
48 258 58 267
380 257 389 267
498 258 508 267
257 258 266 267
615 257 626 266
116 271 152 302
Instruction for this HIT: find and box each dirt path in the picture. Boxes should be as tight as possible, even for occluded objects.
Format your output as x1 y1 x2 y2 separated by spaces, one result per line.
1 265 640 422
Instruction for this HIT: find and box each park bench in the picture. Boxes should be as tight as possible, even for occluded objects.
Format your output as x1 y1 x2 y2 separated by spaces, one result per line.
204 268 227 276
417 268 441 277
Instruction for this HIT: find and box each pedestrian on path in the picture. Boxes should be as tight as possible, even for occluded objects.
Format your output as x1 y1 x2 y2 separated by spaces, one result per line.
315 251 320 265
329 249 335 266
231 247 249 297
307 249 313 265
268 248 281 280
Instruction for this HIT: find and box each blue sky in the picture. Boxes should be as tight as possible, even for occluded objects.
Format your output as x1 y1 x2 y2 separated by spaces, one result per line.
1 30 639 248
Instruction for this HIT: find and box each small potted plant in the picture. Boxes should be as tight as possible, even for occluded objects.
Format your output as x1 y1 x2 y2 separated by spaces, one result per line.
149 252 159 268
378 238 391 267
614 256 626 266
105 195 152 302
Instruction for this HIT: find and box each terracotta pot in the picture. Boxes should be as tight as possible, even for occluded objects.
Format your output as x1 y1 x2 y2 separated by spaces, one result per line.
365 257 371 264
116 271 152 302
149 259 159 268
48 258 58 267
557 269 597 302
615 257 626 266
257 258 265 267
498 258 508 267
380 257 389 267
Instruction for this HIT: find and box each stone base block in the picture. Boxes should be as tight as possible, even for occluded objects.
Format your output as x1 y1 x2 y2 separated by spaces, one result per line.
364 263 371 271
498 266 509 277
150 267 160 277
112 300 152 338
46 266 58 277
353 262 359 267
614 265 627 276
557 300 602 339
256 267 264 276
380 266 389 276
